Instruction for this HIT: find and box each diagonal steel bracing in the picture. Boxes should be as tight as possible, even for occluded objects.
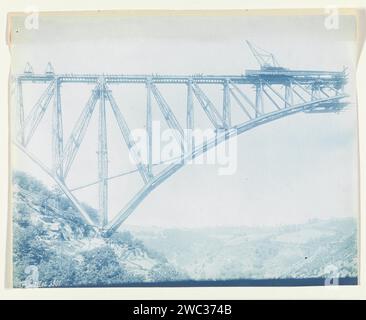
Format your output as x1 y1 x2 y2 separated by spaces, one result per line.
191 83 226 129
229 81 259 116
14 141 96 226
13 61 349 236
105 86 152 184
19 80 56 147
103 93 348 236
150 83 185 152
60 84 100 178
229 88 253 120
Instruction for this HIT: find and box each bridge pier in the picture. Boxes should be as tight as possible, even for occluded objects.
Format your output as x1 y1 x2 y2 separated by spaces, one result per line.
255 81 263 116
285 80 293 108
98 78 109 227
186 79 194 156
16 79 25 145
146 78 153 177
311 83 321 101
52 77 64 179
223 79 231 127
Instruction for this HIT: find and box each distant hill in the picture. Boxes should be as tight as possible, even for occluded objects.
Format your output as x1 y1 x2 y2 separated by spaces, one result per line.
124 219 358 281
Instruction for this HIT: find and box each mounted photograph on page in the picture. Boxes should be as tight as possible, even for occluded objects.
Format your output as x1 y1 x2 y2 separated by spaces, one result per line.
7 10 361 288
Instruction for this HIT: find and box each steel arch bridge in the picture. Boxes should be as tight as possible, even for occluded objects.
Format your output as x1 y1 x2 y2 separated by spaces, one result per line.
12 47 348 237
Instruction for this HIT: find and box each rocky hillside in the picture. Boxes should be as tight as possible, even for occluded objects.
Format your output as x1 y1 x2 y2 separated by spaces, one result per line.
12 171 185 288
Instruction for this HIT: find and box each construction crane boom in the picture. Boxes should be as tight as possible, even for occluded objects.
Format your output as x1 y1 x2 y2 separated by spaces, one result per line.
246 40 285 71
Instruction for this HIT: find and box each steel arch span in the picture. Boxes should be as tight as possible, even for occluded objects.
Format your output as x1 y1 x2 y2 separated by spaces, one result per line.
12 47 349 237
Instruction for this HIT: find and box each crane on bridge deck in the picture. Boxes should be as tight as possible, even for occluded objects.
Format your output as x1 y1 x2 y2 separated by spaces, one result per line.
246 40 288 72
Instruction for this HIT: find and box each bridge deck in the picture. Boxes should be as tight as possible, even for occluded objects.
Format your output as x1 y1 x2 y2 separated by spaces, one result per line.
16 69 346 85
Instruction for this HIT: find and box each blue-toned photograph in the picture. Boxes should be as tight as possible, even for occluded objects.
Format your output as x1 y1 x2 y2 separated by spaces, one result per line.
9 11 359 287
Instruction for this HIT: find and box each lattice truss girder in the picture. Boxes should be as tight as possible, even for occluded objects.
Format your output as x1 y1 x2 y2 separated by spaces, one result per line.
13 68 348 236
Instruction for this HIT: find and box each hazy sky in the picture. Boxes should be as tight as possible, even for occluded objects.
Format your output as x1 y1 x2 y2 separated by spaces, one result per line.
10 12 359 228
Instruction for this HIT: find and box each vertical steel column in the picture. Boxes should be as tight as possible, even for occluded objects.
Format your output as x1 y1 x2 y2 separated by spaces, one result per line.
255 81 263 116
146 79 153 176
52 78 64 178
285 80 293 108
98 78 108 227
223 79 231 128
17 79 25 145
186 79 194 155
311 83 320 101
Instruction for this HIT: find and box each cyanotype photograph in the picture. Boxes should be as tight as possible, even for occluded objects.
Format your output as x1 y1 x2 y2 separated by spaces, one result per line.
8 10 359 287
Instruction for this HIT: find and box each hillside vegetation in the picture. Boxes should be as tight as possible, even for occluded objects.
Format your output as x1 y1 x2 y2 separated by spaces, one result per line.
12 171 184 288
